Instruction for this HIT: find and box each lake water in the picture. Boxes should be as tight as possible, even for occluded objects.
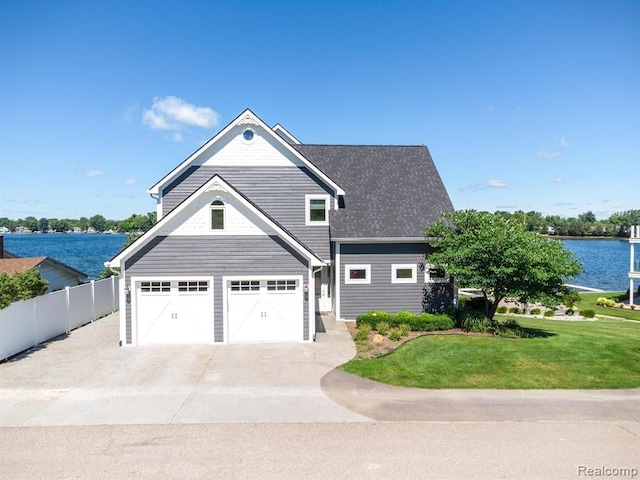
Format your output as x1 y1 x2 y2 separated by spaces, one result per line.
2 233 126 279
1 234 633 291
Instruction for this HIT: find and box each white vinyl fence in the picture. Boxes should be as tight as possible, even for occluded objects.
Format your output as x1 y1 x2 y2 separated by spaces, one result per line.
0 276 119 361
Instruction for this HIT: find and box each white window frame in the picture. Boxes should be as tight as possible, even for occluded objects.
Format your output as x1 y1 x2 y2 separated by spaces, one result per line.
345 264 371 285
210 200 225 231
425 263 449 283
391 264 417 284
305 194 330 226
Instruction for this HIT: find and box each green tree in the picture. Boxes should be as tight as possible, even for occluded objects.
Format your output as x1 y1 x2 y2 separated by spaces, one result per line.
13 269 49 300
89 214 107 232
578 211 596 223
0 273 17 309
24 216 38 231
37 217 49 232
425 210 583 319
0 269 48 309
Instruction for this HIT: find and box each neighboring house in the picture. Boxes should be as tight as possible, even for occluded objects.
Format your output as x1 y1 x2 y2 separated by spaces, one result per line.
106 109 454 346
0 253 88 293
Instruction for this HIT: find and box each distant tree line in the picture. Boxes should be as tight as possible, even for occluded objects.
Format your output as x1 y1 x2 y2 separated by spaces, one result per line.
493 210 640 237
0 212 157 234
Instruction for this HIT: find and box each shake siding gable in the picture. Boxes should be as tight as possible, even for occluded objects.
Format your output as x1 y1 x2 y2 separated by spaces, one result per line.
124 235 310 344
339 243 453 320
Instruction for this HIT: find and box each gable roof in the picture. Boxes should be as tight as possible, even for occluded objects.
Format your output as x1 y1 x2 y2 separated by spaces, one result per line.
293 145 454 239
272 123 301 144
0 257 46 275
0 256 87 278
148 109 344 196
109 174 325 268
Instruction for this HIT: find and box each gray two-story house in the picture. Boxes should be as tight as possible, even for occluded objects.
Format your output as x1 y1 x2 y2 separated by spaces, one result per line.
107 109 454 345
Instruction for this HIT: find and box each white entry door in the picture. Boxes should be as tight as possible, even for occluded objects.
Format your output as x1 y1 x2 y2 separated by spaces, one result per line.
135 278 214 345
227 278 303 343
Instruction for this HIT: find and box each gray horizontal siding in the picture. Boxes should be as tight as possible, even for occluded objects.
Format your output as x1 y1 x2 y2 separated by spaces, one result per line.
161 165 332 259
123 235 310 344
339 243 453 319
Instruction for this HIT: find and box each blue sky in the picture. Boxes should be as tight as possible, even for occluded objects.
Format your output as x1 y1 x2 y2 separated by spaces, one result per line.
1 0 638 221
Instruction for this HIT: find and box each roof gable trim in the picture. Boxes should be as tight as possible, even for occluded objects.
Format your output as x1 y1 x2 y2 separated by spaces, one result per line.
110 174 324 268
148 109 344 195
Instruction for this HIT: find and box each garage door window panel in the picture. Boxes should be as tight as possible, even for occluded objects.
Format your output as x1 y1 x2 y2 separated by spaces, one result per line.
140 281 171 293
230 280 260 292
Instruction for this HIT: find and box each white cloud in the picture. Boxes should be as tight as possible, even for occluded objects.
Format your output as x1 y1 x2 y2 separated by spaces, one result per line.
487 179 508 188
124 178 139 185
84 170 103 178
553 177 564 183
537 136 569 160
142 96 220 137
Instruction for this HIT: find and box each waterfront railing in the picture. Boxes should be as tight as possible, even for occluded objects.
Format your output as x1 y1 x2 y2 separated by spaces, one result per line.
0 276 119 361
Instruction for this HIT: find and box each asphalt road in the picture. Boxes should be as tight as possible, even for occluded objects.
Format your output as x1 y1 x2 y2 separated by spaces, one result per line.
1 422 638 480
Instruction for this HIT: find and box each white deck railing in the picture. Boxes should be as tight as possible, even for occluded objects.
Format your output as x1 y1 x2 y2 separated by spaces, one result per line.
0 276 119 361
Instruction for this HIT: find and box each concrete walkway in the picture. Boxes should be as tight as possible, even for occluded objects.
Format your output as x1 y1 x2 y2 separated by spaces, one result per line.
0 312 370 426
321 369 640 422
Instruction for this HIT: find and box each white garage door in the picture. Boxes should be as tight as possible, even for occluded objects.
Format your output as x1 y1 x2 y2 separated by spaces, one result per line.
227 278 303 343
135 278 214 345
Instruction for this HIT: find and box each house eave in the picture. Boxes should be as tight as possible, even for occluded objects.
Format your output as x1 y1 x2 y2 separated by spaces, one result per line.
109 174 326 269
331 236 437 243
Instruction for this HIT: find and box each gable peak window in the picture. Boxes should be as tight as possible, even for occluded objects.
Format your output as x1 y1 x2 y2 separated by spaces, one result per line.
210 200 225 230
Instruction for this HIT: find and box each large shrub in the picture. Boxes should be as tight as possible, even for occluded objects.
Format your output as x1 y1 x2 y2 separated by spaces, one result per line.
0 268 49 309
356 310 392 328
356 310 454 332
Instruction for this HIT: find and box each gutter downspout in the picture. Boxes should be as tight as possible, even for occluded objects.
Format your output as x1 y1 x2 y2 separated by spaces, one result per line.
311 265 324 341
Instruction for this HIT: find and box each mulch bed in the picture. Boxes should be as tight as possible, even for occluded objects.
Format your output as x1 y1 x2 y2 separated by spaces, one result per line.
345 322 491 359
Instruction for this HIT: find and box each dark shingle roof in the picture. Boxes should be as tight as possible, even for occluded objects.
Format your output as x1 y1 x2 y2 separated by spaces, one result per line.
293 145 454 239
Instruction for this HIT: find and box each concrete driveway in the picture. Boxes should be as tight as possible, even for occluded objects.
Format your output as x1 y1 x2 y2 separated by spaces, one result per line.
0 312 370 426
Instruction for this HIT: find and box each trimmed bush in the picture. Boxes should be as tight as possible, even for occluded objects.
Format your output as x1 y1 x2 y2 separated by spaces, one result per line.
580 309 596 319
492 318 530 337
496 306 508 314
543 310 555 317
508 307 521 314
596 297 616 307
530 308 542 315
412 313 454 331
394 310 415 323
353 324 372 341
356 311 392 328
375 321 390 335
357 310 454 332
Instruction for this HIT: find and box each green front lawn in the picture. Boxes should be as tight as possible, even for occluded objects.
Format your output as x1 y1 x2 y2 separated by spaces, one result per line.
341 318 640 389
578 291 640 321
